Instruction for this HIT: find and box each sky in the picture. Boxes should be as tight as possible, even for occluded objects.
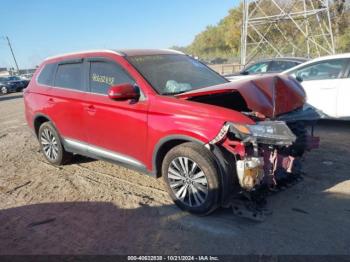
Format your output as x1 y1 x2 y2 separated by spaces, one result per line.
0 0 238 69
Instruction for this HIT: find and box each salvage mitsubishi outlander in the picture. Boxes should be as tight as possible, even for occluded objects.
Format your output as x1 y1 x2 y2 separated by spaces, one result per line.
24 49 320 219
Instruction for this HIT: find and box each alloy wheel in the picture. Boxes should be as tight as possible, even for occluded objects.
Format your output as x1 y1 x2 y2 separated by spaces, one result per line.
1 86 7 94
168 157 208 207
40 128 59 161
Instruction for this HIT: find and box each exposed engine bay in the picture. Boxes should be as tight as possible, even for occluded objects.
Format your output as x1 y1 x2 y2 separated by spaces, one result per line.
210 119 318 190
177 75 321 220
211 118 319 220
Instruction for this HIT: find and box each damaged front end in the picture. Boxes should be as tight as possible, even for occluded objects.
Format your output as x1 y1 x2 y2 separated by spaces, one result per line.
209 118 319 220
178 74 320 220
211 120 296 189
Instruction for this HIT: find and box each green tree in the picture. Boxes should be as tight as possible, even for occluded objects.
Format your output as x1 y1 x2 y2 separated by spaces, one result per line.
172 0 350 62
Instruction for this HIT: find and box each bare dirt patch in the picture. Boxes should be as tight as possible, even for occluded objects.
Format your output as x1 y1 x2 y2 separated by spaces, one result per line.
0 93 349 255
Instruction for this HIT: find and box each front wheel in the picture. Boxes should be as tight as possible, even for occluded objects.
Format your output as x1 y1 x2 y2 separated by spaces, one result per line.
1 86 8 94
162 142 221 215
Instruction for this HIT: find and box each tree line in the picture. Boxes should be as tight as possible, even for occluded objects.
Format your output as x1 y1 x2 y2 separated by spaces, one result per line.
172 0 350 63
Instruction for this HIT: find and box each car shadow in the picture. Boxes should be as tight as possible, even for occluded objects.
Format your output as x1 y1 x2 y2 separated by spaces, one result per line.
0 94 23 102
72 154 97 164
0 201 188 255
0 192 349 255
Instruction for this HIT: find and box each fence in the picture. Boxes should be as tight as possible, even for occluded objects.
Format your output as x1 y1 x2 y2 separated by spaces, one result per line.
209 63 242 75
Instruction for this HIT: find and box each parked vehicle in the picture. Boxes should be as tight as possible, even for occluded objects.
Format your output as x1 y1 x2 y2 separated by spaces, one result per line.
225 58 307 81
0 77 17 94
282 53 350 119
20 73 34 80
0 76 29 94
24 49 319 218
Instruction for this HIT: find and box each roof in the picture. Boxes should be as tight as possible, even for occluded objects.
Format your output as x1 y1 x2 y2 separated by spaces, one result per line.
44 49 121 61
115 49 184 56
44 49 184 61
250 57 308 64
302 52 350 63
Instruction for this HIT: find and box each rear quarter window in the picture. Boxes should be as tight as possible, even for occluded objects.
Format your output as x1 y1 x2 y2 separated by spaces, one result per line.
37 63 56 86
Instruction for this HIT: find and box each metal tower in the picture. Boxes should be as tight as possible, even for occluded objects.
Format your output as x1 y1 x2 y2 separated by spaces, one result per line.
240 0 335 66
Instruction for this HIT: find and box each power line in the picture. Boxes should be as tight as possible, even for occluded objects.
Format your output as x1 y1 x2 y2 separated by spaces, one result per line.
5 36 20 72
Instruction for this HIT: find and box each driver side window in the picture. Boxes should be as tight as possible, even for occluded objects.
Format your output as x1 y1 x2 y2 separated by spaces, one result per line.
89 61 135 94
293 59 347 81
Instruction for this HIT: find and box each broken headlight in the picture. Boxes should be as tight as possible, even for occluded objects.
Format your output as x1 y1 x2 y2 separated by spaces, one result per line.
229 121 296 146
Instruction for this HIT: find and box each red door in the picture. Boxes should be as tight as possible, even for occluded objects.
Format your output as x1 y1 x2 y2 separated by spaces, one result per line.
46 61 87 143
83 59 149 168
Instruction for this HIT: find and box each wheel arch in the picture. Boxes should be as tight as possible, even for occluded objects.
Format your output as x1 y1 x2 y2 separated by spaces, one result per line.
33 113 57 137
153 135 236 205
152 135 206 178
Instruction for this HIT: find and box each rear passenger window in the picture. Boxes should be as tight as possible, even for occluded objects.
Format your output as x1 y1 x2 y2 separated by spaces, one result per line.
38 63 56 85
89 61 134 94
54 63 84 90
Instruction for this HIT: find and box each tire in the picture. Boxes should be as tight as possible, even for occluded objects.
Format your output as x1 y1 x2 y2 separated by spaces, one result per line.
162 142 221 215
287 121 308 157
38 122 73 165
1 86 8 95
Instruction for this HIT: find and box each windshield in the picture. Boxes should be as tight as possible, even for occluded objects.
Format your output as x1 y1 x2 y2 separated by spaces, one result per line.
127 54 228 95
245 62 269 74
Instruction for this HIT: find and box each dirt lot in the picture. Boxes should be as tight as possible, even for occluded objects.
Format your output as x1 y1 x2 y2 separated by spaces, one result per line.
0 93 349 255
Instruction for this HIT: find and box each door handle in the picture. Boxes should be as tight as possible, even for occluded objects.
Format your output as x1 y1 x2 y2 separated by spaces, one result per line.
48 98 55 104
86 104 96 113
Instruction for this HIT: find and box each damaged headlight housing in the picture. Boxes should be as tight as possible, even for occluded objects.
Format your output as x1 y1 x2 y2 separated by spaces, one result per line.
229 121 296 146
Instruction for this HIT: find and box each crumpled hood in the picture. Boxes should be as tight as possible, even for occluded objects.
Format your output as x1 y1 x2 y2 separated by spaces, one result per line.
176 74 306 118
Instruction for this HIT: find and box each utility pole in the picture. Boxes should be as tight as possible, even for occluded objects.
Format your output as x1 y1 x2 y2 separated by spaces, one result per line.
240 0 335 65
240 0 248 66
5 36 20 73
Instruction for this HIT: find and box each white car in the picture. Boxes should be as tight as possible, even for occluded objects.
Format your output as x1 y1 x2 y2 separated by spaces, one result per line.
282 53 350 119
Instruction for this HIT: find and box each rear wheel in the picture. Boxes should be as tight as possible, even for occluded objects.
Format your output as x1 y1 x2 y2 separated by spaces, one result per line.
162 142 221 215
38 122 72 165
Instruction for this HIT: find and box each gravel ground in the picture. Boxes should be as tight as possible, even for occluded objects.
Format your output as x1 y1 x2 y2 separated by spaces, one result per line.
0 93 349 255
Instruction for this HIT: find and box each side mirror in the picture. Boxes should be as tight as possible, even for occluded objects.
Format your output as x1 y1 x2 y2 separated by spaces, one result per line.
240 71 249 75
108 83 139 101
295 76 303 83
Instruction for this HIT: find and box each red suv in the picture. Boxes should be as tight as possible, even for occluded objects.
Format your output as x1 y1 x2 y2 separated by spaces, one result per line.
24 49 319 216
